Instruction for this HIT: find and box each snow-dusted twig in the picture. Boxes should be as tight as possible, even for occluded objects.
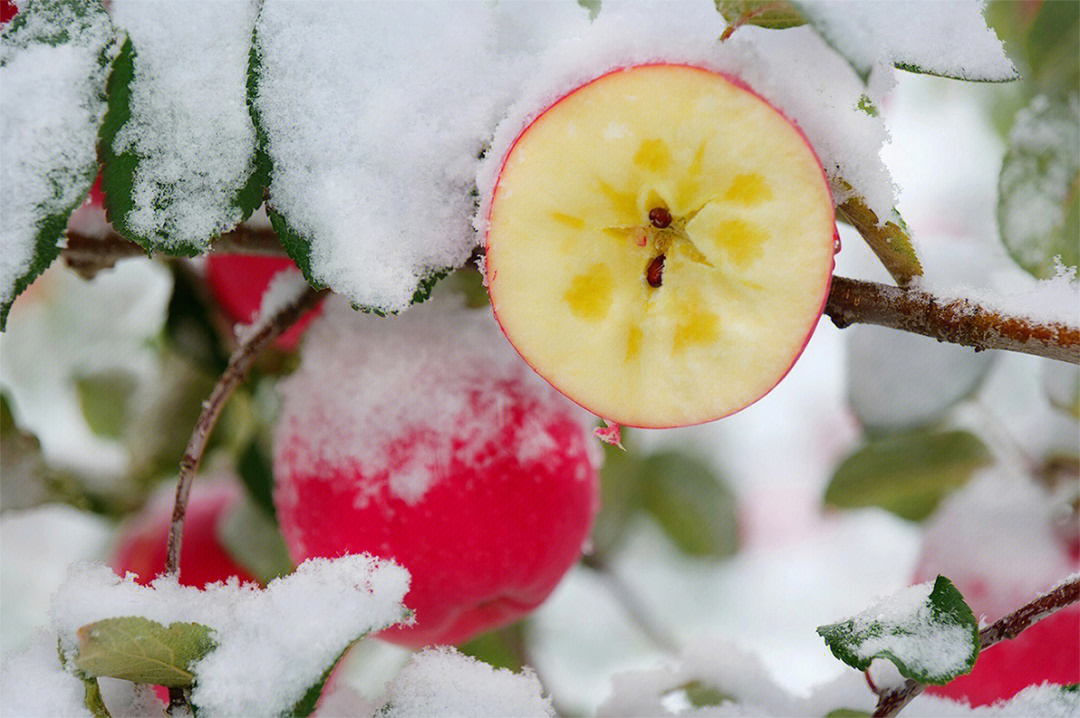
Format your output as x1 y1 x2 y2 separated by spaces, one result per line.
63 225 286 278
162 283 322 712
870 575 1080 718
826 276 1080 364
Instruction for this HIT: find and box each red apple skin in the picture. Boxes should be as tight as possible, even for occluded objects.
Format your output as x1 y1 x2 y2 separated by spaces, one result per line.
924 606 1078 706
110 482 257 589
204 254 321 351
275 377 600 649
484 63 836 429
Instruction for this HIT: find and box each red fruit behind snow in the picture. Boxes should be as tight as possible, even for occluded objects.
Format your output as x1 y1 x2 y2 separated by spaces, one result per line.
273 297 600 648
1 1 17 25
111 481 257 588
205 254 320 351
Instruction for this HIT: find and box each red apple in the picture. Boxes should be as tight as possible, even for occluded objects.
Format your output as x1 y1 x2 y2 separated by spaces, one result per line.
204 254 321 351
1 0 16 25
273 295 601 648
913 472 1079 705
483 63 835 428
110 480 257 589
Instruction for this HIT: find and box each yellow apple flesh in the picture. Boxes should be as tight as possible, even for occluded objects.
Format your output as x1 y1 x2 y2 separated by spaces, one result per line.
485 64 836 428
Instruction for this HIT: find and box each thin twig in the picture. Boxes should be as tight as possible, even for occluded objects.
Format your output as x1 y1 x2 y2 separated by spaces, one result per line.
63 224 286 278
162 285 322 714
826 276 1080 364
581 553 679 654
871 575 1080 718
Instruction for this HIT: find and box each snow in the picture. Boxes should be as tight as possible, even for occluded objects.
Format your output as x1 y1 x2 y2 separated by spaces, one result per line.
913 468 1078 623
838 579 976 679
0 504 112 658
251 1 588 314
909 683 1080 717
274 293 596 511
0 260 172 481
49 556 410 716
0 1 113 311
109 0 259 250
0 631 90 718
477 1 900 236
377 647 554 717
796 0 1017 81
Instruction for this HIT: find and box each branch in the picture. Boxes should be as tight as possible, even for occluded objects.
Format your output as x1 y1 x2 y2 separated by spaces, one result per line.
63 224 286 278
826 276 1080 364
870 575 1080 718
162 284 322 714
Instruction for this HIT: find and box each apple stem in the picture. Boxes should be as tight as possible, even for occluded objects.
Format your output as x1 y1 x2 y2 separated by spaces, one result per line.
869 575 1080 718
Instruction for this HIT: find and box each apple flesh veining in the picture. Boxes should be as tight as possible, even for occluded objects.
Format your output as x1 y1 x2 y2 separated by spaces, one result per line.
273 296 600 649
485 64 836 428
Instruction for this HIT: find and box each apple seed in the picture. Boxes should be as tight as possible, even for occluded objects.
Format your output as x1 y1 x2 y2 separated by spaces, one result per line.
648 207 672 229
647 254 666 287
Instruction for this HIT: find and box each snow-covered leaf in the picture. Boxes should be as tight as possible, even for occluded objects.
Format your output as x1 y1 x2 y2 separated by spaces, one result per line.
51 557 410 717
817 576 980 685
998 94 1080 279
74 616 216 688
100 0 261 256
0 0 114 330
836 190 923 286
249 2 503 314
793 0 1018 82
846 324 994 431
217 496 294 585
824 429 992 522
715 0 806 31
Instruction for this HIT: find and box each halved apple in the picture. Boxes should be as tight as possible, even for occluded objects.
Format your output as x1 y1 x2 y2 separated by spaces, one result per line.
485 64 836 428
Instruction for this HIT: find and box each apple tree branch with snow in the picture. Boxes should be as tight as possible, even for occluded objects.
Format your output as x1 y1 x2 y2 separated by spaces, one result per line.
1 1 1077 716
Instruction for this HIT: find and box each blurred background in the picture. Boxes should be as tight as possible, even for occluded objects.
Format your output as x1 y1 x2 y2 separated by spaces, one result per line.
1 2 1077 715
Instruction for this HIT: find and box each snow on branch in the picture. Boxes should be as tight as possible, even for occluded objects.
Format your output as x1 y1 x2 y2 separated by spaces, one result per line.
826 276 1080 364
871 574 1080 718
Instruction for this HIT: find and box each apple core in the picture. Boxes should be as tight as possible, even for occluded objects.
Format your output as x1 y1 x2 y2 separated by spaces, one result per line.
485 64 836 428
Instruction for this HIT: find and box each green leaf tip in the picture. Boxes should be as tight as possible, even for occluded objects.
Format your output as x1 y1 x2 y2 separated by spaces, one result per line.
817 575 979 685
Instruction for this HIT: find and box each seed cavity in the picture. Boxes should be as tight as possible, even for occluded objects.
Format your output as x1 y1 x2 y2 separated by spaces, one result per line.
648 207 672 229
647 254 666 288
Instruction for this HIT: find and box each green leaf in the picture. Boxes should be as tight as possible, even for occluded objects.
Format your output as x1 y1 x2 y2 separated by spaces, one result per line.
74 617 216 688
825 429 991 522
1025 1 1079 97
998 94 1080 279
287 645 349 718
75 370 137 440
817 576 980 685
0 0 115 330
217 496 294 584
591 438 647 557
714 0 806 31
825 710 870 718
237 439 277 519
457 623 527 673
99 15 262 255
80 675 111 718
639 452 738 558
836 189 923 286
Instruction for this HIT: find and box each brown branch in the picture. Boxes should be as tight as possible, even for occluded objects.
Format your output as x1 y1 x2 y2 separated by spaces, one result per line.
63 224 286 278
871 575 1080 718
826 276 1080 364
162 284 323 714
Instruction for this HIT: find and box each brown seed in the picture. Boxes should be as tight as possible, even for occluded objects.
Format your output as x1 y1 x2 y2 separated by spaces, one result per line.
647 254 666 287
648 207 672 229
